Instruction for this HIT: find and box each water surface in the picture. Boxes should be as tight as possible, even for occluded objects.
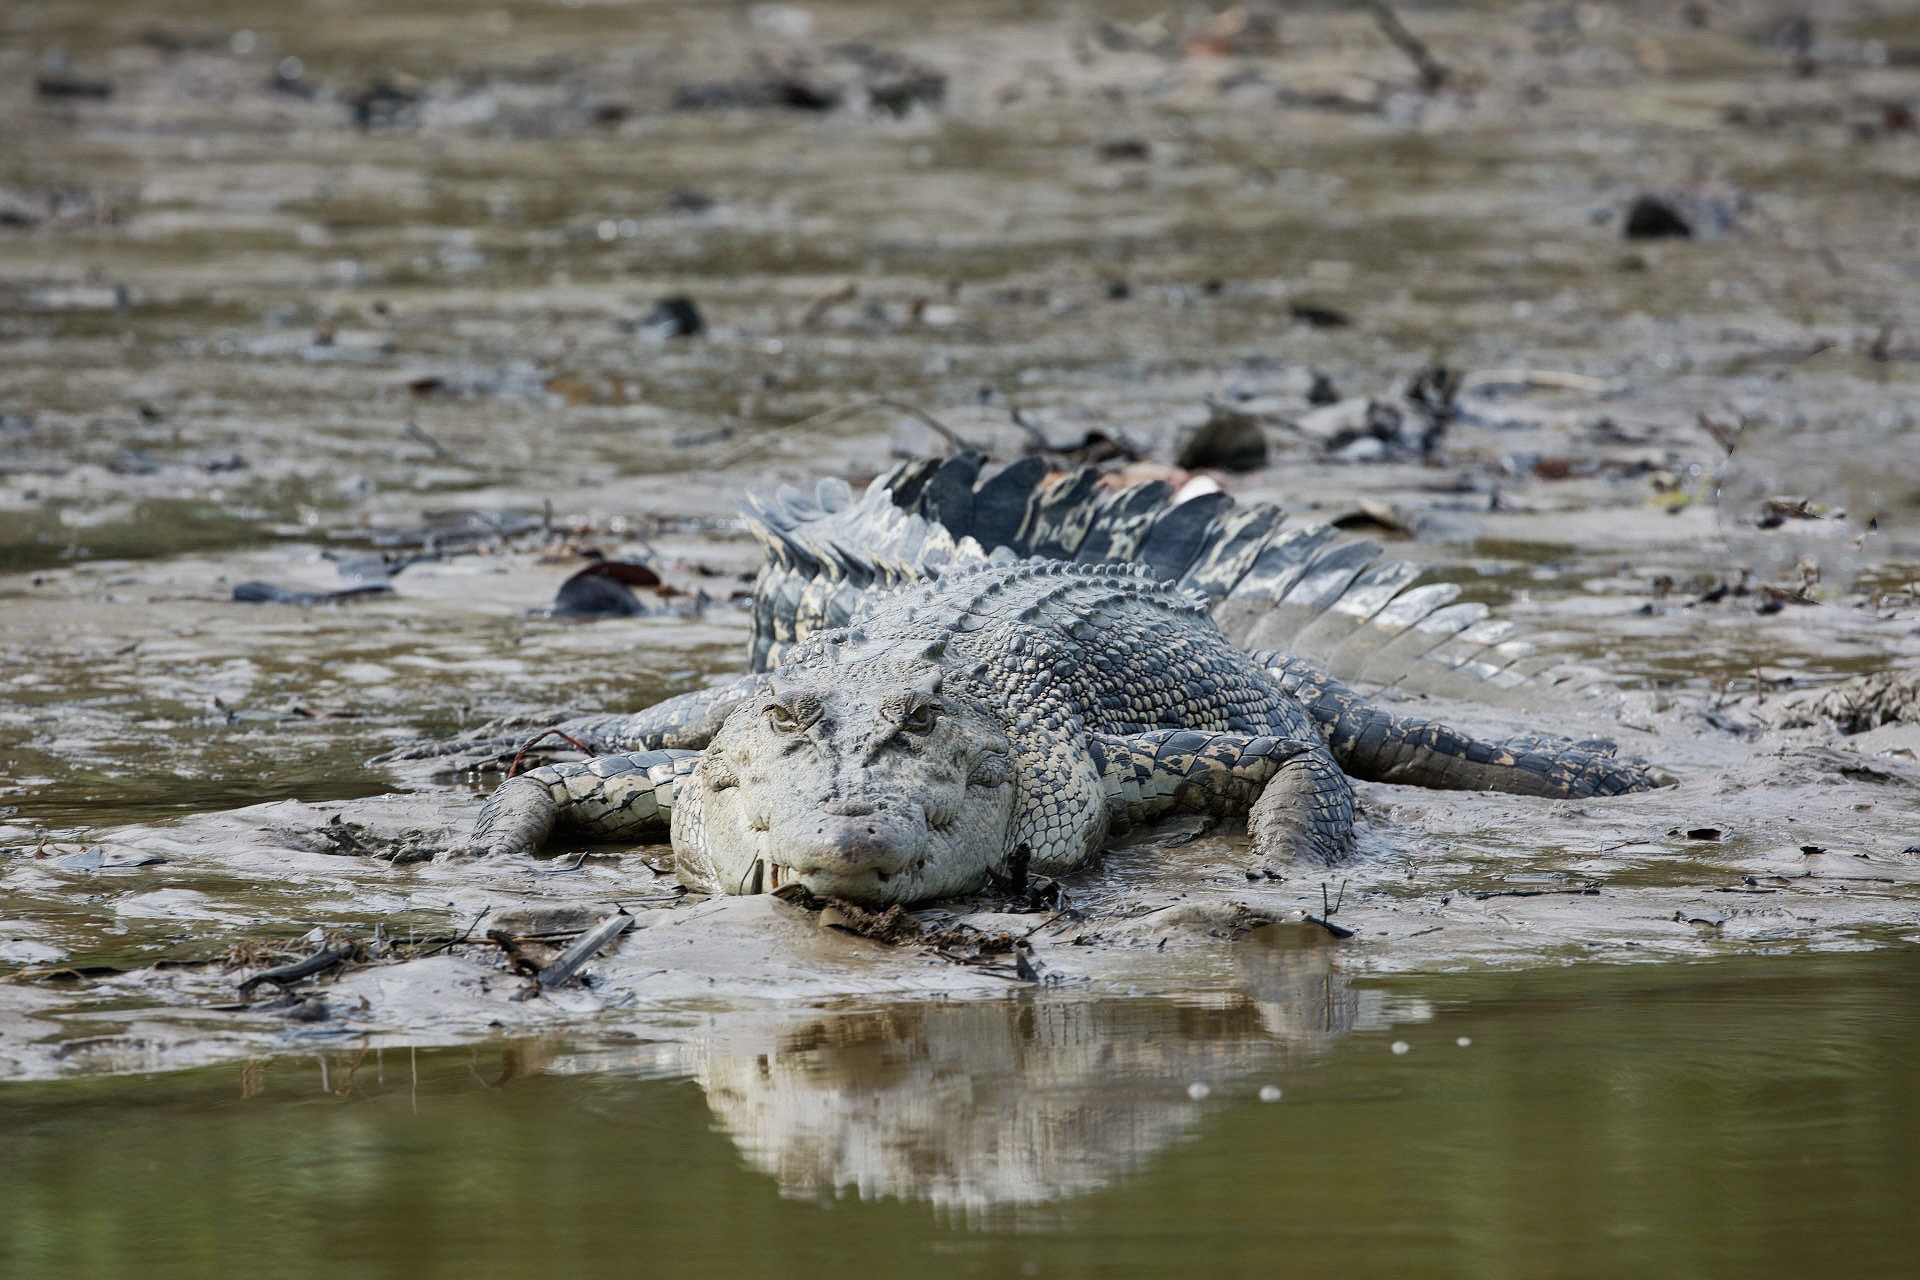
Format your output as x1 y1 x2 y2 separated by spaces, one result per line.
4 949 1915 1279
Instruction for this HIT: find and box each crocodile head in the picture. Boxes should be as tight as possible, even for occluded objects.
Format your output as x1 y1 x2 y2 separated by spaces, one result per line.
670 662 1019 905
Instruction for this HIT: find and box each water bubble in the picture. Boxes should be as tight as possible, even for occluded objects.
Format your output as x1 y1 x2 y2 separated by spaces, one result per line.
595 220 618 242
1717 345 1920 598
1258 1085 1283 1102
1390 1040 1410 1055
1456 1036 1472 1048
277 56 303 80
1186 1081 1211 1100
230 30 257 55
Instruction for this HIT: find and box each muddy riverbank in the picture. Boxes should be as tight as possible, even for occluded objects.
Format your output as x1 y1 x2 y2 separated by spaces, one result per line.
2 9 1919 1239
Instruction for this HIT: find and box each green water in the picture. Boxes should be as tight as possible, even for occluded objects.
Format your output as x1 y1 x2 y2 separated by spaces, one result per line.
4 949 1916 1279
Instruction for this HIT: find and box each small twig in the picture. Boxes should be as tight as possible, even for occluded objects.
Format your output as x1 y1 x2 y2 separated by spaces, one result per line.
532 849 593 876
536 910 634 990
1466 884 1602 901
1020 909 1071 939
1460 369 1617 395
778 397 980 456
1009 407 1053 451
403 419 468 466
800 279 857 327
1696 411 1741 451
1013 941 1046 983
1305 878 1355 938
415 907 492 959
506 727 593 777
1360 0 1448 92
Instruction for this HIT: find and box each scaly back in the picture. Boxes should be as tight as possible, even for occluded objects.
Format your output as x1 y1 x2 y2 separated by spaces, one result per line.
743 453 1612 700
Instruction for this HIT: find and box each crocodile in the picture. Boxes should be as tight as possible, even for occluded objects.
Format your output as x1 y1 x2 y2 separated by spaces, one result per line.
416 454 1667 905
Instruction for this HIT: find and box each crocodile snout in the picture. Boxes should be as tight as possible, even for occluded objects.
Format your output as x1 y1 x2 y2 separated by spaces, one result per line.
778 804 925 888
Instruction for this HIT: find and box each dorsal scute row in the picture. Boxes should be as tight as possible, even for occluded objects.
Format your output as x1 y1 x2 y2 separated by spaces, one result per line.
741 453 1579 698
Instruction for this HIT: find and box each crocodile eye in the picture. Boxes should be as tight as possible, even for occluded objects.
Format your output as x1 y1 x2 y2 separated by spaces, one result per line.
902 703 939 734
765 704 799 732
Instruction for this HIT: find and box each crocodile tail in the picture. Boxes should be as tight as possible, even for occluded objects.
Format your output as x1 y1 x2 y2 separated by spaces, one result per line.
744 455 1613 698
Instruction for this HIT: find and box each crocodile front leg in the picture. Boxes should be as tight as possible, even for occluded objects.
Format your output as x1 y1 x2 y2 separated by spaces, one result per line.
1090 729 1356 864
465 749 702 859
377 674 771 774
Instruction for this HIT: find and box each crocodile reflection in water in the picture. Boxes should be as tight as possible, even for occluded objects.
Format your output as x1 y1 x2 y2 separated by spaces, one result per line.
635 929 1391 1211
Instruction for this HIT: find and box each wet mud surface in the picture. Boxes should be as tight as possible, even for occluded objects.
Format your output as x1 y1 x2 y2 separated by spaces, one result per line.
3 0 1920 1214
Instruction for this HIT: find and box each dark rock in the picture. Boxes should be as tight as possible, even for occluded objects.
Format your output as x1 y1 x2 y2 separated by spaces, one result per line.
552 560 662 617
282 996 331 1022
866 67 946 116
668 186 714 213
106 449 163 476
833 43 946 116
232 581 394 606
1307 371 1341 405
1289 302 1350 328
1624 195 1692 239
1177 403 1269 472
641 295 705 338
1404 365 1459 435
349 81 422 129
673 74 839 112
36 76 113 99
268 67 315 99
552 575 642 616
1098 136 1151 161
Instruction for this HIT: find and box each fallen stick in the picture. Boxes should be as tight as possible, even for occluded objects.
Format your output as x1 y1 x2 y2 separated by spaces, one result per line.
780 397 980 455
237 944 353 997
1466 885 1602 901
1459 369 1618 395
414 906 492 959
1360 0 1448 92
536 910 634 990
